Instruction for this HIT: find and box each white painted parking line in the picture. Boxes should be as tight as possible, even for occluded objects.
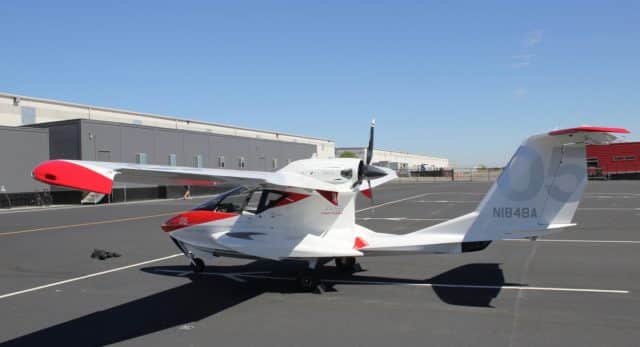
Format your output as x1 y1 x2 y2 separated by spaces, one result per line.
578 208 640 211
356 193 441 213
239 275 629 294
0 212 180 236
150 270 629 294
0 195 214 215
414 200 479 203
324 279 630 294
154 269 272 283
506 239 640 244
0 254 182 300
358 217 447 221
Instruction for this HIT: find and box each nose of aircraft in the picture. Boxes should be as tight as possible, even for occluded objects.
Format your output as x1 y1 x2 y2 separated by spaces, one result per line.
161 210 238 232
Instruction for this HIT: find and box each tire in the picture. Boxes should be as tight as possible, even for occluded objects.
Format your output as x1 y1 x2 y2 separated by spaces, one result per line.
335 257 356 272
191 258 205 273
297 271 319 292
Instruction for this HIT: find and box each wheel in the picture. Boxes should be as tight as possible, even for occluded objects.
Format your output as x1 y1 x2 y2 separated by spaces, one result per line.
335 257 357 272
191 258 205 273
297 271 319 292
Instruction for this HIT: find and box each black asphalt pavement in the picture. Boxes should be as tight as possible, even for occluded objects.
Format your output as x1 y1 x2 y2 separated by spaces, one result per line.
1 181 639 346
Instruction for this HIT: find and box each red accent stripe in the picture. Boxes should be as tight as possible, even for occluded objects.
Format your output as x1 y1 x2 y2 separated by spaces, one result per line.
32 160 113 194
162 210 238 232
361 189 372 199
354 236 368 250
273 192 310 207
549 126 630 136
316 190 339 206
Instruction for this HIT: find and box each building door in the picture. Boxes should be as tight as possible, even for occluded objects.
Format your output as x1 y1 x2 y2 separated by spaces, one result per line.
586 158 601 178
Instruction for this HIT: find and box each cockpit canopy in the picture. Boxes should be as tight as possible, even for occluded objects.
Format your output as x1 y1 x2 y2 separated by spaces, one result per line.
192 186 307 215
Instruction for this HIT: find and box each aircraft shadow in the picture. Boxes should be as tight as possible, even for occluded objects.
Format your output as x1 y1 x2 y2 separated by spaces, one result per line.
1 262 518 346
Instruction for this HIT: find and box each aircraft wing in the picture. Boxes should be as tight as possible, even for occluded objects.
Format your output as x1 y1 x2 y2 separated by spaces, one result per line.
32 159 344 194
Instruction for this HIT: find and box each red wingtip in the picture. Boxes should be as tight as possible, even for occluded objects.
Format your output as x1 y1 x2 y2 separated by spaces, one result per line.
32 160 113 194
549 126 630 136
361 189 372 199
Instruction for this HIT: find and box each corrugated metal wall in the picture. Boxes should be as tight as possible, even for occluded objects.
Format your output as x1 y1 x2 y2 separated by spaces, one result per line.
69 119 315 170
0 126 49 193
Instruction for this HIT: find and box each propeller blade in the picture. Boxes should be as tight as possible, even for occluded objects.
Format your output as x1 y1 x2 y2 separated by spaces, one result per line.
367 178 374 207
366 119 375 165
363 165 387 179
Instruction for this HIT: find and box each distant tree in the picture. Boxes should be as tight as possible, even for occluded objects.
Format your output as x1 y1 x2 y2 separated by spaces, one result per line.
339 151 359 158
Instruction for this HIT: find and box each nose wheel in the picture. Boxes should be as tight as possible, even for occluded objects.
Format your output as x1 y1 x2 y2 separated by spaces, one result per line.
190 257 205 273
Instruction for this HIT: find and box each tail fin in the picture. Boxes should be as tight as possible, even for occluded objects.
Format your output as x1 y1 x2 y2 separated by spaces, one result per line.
420 126 629 242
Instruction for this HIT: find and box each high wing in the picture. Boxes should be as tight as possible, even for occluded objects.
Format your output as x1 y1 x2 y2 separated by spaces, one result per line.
32 159 349 194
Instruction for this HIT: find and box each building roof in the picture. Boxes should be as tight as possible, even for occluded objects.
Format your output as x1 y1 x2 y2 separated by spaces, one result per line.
0 92 333 143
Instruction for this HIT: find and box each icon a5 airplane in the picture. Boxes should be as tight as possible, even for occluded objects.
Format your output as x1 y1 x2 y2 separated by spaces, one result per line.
32 123 629 290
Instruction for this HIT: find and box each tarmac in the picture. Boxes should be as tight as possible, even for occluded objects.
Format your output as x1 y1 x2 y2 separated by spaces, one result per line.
1 181 639 346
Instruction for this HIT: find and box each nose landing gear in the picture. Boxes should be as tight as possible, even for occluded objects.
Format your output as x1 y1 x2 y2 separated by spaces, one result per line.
190 257 205 273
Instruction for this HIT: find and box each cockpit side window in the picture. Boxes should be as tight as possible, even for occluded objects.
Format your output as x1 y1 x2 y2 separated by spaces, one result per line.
192 187 299 215
192 186 249 213
243 190 262 214
215 193 248 213
262 191 286 211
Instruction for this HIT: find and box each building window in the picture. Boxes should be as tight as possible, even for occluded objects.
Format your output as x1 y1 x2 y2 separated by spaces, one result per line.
586 158 599 168
613 156 636 161
218 156 225 168
136 153 148 164
272 158 278 169
193 154 203 168
21 106 36 125
238 157 246 169
168 154 177 166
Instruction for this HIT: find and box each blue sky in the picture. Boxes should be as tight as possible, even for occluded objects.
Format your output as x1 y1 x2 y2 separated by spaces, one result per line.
1 1 638 166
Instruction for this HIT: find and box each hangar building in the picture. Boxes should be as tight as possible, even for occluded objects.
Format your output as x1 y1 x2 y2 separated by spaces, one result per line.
586 142 640 179
0 93 334 206
335 147 450 175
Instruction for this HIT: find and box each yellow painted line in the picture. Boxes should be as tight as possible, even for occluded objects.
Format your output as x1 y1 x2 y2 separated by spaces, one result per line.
0 212 178 237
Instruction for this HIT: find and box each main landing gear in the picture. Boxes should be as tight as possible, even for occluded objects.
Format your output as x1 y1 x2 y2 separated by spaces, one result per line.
296 270 320 292
334 257 362 273
296 257 363 292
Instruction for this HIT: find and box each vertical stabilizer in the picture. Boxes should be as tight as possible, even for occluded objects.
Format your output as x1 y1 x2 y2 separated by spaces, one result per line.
413 126 629 243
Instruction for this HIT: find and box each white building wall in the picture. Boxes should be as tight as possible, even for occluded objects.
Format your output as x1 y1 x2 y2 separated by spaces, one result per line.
336 147 450 170
0 93 335 158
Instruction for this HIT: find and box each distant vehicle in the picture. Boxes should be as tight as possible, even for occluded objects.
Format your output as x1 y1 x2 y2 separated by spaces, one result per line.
32 124 629 291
